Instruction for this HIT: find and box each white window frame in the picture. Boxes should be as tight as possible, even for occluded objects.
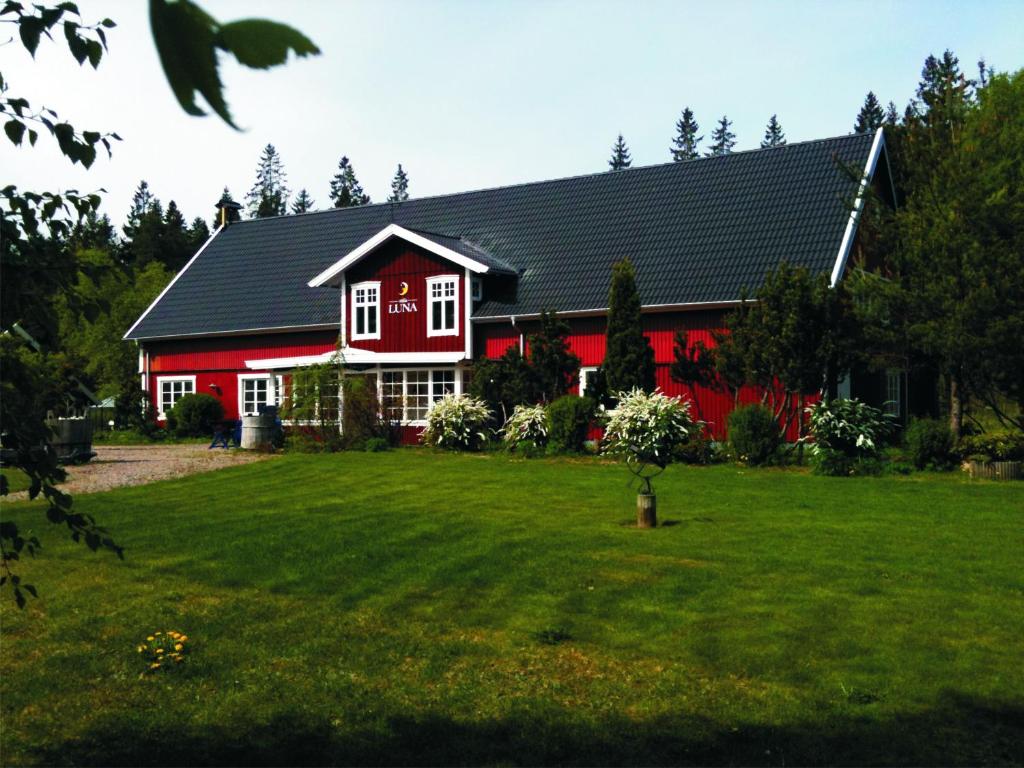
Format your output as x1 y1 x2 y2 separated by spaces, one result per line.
426 274 460 338
238 373 285 417
378 367 461 425
884 369 902 418
578 366 598 397
156 375 196 419
350 280 381 341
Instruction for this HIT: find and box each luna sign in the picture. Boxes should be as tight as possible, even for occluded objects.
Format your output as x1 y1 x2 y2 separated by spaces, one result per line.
389 282 418 314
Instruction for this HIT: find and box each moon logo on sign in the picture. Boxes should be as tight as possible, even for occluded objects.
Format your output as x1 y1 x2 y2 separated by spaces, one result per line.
399 281 409 297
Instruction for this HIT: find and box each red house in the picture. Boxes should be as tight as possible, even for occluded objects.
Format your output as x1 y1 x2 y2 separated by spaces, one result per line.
124 130 894 441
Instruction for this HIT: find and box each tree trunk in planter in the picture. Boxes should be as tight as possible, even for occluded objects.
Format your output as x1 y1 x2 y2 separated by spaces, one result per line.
637 493 657 528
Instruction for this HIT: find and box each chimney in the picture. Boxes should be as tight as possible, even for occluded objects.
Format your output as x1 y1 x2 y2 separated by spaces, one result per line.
215 194 242 228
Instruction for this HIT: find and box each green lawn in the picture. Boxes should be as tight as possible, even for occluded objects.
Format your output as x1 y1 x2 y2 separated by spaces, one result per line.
1 452 1022 766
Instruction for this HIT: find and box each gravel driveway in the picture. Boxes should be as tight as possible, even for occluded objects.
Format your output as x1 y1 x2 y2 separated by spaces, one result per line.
7 444 272 499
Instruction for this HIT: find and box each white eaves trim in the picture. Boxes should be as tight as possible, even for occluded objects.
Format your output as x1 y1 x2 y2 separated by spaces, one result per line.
122 225 224 340
830 126 886 288
307 224 493 288
245 348 467 370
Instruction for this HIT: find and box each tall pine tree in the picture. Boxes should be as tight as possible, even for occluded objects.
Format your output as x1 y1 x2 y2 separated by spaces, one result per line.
329 156 370 207
760 114 786 148
246 144 290 218
854 91 885 133
528 310 580 403
291 188 316 214
123 180 154 241
608 134 632 170
388 163 410 202
603 258 655 394
669 108 701 161
706 116 736 156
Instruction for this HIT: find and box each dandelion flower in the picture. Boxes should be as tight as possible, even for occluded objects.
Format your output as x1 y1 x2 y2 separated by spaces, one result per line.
155 648 164 654
174 643 183 651
147 636 154 641
150 662 161 669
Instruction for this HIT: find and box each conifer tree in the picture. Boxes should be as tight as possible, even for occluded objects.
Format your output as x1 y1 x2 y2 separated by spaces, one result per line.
329 156 371 207
528 310 581 402
603 258 655 394
608 134 632 170
188 217 210 252
123 180 154 240
760 114 786 148
388 163 410 202
706 116 736 156
291 188 315 214
246 143 290 218
669 108 701 161
160 200 191 271
854 91 885 133
884 101 900 126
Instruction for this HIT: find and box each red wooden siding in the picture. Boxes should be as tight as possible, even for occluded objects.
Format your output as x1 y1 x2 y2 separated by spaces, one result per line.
148 331 337 372
345 241 464 353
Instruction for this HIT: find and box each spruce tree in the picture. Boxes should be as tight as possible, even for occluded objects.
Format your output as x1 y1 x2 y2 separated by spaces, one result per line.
246 143 290 218
760 114 786 148
608 134 632 170
603 258 655 394
291 188 316 214
706 116 736 156
161 200 191 272
123 180 154 240
188 216 210 251
528 310 581 402
329 156 371 207
854 91 885 133
669 108 701 161
388 163 410 202
884 100 900 126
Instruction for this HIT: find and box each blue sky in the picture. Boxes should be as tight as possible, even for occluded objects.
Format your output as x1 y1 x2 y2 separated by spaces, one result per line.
6 0 1023 228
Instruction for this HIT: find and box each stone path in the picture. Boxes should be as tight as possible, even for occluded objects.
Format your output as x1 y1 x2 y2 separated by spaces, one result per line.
6 444 271 500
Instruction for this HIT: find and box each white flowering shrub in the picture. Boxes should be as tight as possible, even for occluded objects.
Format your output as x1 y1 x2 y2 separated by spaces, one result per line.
805 398 894 476
421 394 492 451
501 404 548 450
602 388 696 493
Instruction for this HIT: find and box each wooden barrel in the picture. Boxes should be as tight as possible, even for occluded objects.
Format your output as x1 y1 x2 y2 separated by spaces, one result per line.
46 418 94 463
240 414 276 450
636 493 657 528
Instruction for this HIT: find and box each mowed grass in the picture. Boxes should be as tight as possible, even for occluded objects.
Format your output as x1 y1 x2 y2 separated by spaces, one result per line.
1 452 1022 766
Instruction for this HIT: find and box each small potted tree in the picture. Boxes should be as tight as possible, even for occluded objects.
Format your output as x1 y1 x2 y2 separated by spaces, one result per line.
602 388 697 528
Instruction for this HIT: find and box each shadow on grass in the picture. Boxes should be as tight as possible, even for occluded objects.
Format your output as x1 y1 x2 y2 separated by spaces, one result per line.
28 691 1024 766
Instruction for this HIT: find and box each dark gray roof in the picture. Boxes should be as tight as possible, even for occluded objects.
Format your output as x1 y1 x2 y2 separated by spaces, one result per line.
126 132 877 340
406 229 518 275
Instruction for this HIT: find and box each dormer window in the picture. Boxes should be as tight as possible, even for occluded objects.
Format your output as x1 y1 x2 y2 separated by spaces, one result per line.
426 275 459 337
351 281 380 340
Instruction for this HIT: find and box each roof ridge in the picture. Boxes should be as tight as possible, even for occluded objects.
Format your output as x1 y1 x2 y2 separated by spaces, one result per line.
227 132 874 227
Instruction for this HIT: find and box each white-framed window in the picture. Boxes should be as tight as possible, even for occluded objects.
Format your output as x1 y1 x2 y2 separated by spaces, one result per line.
884 369 902 418
351 281 381 340
238 374 284 417
578 367 598 397
426 275 459 337
379 368 460 424
156 375 195 418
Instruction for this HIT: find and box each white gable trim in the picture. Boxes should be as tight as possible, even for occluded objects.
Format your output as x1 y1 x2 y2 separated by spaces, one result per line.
245 348 466 370
307 224 492 288
830 126 886 288
123 225 224 339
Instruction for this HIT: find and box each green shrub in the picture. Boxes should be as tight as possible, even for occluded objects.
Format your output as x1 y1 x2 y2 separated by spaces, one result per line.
673 435 720 465
546 395 596 454
364 437 391 453
167 393 224 437
501 404 548 451
805 398 894 476
727 404 779 466
341 376 391 450
904 418 955 470
514 439 545 459
421 394 492 451
958 431 1024 462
